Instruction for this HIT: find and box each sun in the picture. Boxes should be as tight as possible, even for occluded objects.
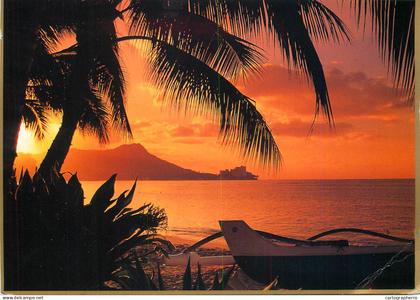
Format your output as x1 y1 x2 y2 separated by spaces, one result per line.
16 123 37 153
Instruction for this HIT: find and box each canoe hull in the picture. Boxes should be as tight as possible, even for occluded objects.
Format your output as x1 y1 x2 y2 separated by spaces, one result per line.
219 220 414 289
234 252 414 289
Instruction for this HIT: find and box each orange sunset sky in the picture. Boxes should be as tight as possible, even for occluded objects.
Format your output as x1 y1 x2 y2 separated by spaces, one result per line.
15 1 414 179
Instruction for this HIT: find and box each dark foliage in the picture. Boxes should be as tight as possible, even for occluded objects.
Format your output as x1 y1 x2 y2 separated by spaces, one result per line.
111 257 236 291
350 0 414 102
31 0 352 173
4 171 167 290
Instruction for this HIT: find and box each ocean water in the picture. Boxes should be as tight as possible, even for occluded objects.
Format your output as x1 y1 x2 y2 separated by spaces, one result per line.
81 179 415 245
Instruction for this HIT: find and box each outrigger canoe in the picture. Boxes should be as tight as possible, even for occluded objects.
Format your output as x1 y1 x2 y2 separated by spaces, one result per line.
219 220 414 289
160 220 414 289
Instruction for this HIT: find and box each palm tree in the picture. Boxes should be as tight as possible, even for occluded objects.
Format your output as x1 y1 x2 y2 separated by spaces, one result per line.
26 47 116 178
6 0 350 185
3 1 83 186
350 0 414 101
122 0 349 163
33 0 349 175
3 0 121 182
36 3 131 178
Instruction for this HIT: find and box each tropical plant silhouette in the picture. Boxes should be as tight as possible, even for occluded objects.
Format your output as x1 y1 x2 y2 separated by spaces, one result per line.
5 0 350 186
350 0 414 101
4 1 81 187
111 258 236 290
4 171 168 290
4 0 415 292
36 7 132 177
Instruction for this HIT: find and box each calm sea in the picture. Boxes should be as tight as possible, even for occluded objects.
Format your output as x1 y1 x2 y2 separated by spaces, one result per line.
81 179 415 246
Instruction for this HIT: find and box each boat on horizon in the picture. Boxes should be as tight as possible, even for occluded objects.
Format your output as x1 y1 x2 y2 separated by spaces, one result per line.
218 166 258 180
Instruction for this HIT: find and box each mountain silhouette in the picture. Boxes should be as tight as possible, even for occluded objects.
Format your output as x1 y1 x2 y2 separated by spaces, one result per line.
61 143 218 180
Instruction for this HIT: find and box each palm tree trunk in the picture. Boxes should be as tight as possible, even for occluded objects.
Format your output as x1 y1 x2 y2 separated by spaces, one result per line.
38 25 95 179
38 111 80 179
38 27 89 179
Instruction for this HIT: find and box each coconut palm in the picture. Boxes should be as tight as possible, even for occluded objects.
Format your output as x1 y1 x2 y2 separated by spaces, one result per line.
3 0 81 185
350 0 414 101
26 48 116 179
6 0 349 184
35 0 349 175
111 0 350 166
36 4 132 178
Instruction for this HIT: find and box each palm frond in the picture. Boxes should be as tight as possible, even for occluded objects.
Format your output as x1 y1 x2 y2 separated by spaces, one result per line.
22 100 49 140
266 0 334 122
188 0 267 37
128 0 265 79
133 0 347 122
187 0 349 42
89 46 132 137
350 0 414 101
27 42 67 110
53 43 132 138
299 0 351 43
78 88 110 144
66 5 132 137
23 43 67 141
147 39 281 167
38 25 75 52
191 0 351 121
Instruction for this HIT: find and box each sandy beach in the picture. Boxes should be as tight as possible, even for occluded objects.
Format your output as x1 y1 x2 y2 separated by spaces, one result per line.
150 234 235 290
107 233 235 290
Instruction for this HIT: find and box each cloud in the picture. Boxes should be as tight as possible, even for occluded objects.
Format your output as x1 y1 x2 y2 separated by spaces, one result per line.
131 120 152 131
270 119 354 138
170 125 195 137
174 138 204 144
197 123 219 137
169 123 219 138
325 68 405 117
128 121 221 147
240 64 410 120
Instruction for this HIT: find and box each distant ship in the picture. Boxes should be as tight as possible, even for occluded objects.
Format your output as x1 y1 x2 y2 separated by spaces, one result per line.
218 166 258 180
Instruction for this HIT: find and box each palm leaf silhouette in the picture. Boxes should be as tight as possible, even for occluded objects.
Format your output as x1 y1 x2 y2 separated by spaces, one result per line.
145 39 281 167
148 0 351 121
21 100 49 140
78 88 111 144
350 0 414 101
124 0 352 167
14 0 351 175
128 0 266 79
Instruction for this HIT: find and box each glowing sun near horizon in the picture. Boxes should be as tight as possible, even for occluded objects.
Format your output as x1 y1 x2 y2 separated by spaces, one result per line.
17 124 37 154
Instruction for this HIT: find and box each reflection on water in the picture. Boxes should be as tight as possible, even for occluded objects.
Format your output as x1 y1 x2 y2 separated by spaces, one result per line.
81 179 414 245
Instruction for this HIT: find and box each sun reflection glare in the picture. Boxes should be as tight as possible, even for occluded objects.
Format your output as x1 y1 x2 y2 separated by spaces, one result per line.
17 123 36 153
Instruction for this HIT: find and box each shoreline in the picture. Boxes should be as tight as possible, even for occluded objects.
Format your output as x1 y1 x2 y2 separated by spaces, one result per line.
128 234 236 290
163 233 229 250
77 178 414 181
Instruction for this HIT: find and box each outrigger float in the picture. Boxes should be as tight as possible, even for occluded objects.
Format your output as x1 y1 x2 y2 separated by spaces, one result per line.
161 220 414 289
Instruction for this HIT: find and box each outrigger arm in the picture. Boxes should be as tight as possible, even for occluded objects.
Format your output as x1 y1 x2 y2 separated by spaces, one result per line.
160 223 413 267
